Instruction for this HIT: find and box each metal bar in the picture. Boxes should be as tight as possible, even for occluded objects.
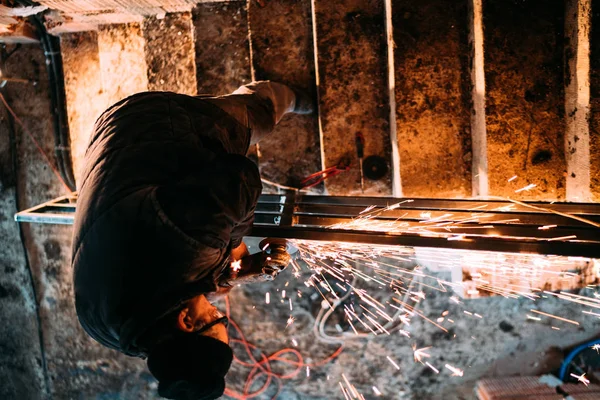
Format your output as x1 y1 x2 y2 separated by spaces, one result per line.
294 203 600 226
14 192 600 258
295 194 600 215
250 225 600 258
293 215 600 242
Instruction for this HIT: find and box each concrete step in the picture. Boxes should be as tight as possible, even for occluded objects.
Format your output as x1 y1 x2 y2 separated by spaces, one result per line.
58 0 599 202
247 0 322 190
392 0 471 198
313 0 394 196
484 0 567 201
62 15 197 184
193 1 251 95
143 13 197 94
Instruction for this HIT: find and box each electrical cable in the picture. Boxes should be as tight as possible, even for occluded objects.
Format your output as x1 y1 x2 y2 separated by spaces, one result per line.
2 85 52 399
15 0 77 192
223 296 343 399
558 338 600 382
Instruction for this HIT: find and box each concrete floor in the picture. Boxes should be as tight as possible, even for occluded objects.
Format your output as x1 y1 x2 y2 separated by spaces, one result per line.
2 1 600 399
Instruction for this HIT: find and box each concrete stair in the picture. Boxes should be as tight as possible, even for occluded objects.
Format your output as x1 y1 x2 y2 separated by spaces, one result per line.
59 0 599 202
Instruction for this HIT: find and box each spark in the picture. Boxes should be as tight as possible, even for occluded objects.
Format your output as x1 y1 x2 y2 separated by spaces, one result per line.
306 366 310 377
265 292 270 304
386 356 400 370
372 386 382 396
292 338 298 346
399 330 411 338
413 345 431 363
286 315 295 329
508 175 517 182
529 309 580 326
570 373 590 386
515 183 536 193
425 362 439 374
231 260 241 272
360 205 377 214
591 344 600 353
445 364 464 377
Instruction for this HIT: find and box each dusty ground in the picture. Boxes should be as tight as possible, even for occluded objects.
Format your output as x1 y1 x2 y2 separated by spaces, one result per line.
392 0 471 199
484 0 567 201
591 4 600 201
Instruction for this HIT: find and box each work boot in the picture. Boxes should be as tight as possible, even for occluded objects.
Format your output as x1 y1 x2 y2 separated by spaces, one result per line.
291 87 316 115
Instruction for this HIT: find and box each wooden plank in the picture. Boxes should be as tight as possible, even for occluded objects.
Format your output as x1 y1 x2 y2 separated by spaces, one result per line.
392 0 471 198
468 0 489 197
193 2 251 95
484 0 567 201
590 0 600 200
313 0 392 195
248 0 322 190
564 0 592 201
143 13 197 95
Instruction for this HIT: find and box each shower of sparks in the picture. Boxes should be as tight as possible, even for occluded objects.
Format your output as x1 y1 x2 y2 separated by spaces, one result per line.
266 197 600 393
339 374 365 400
570 373 590 386
445 364 464 377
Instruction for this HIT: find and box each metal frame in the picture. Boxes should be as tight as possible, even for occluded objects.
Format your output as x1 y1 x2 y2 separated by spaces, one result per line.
15 192 600 258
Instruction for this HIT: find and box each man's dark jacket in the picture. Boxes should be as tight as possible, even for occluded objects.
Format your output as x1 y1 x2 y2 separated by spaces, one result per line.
72 92 263 357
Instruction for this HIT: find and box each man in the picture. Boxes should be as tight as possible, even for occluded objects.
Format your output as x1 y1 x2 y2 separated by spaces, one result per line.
72 81 312 399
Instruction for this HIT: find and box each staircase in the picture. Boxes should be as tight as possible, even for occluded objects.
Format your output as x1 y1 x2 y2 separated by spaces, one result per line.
57 0 600 202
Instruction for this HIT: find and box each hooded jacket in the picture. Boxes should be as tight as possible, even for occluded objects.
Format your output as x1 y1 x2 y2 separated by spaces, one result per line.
72 92 263 357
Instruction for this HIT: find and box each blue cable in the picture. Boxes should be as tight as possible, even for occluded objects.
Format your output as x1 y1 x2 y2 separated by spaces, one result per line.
559 338 600 381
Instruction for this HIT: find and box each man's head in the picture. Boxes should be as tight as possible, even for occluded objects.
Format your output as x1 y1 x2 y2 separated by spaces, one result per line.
146 295 233 400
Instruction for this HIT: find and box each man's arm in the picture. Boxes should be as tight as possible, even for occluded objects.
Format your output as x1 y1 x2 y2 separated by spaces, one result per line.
201 81 307 144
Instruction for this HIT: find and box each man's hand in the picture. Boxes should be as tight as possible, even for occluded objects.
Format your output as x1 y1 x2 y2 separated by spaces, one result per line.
217 240 291 287
231 242 250 261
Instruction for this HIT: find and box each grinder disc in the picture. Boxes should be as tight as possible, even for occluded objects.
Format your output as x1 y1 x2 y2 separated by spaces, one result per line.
363 155 388 180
